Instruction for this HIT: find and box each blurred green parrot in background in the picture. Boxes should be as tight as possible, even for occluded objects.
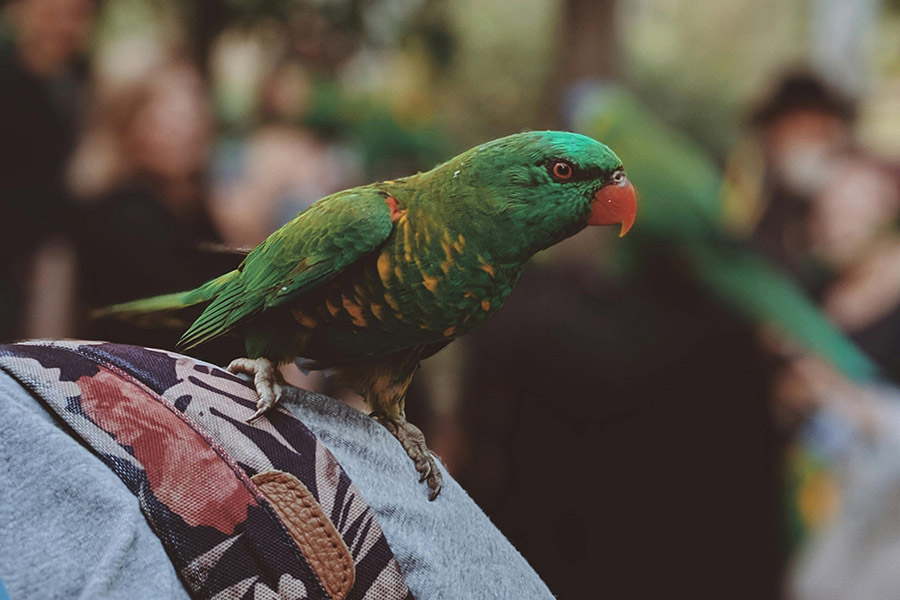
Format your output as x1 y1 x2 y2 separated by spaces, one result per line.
570 82 878 383
97 131 637 498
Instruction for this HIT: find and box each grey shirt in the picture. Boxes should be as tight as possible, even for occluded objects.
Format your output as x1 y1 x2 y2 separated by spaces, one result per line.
0 370 554 599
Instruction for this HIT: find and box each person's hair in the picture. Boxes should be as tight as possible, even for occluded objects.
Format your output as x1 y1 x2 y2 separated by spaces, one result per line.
750 72 856 127
67 49 200 199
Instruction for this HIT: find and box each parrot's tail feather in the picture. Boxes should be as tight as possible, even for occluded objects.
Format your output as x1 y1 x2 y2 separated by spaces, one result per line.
175 282 253 350
91 271 239 330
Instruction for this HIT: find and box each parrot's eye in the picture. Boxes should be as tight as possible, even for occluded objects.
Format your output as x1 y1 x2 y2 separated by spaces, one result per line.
610 170 627 185
549 160 574 182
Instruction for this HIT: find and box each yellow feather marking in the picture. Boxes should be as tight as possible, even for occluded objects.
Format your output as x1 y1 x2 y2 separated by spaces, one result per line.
422 273 439 292
440 260 452 274
377 253 391 283
443 326 456 337
325 299 340 317
464 290 476 298
440 236 454 262
394 263 405 282
371 303 383 320
402 220 412 261
480 262 496 277
292 309 317 328
342 296 367 327
384 293 400 312
481 299 491 311
410 238 439 292
452 233 466 253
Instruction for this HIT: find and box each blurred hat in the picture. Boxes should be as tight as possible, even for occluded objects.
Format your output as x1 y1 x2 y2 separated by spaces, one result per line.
751 73 856 126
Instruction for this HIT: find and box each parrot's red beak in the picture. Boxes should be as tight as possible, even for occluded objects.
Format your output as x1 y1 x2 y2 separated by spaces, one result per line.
588 177 637 237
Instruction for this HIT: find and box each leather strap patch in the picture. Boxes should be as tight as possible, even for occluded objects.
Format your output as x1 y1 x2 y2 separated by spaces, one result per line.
252 470 356 600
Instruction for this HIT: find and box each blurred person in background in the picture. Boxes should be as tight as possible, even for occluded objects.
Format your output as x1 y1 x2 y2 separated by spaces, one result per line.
210 57 365 249
738 74 857 293
725 73 900 599
810 156 900 380
0 0 95 340
733 73 900 383
70 51 240 357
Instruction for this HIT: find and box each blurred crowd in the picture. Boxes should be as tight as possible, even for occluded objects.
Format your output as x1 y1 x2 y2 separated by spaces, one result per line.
4 0 900 598
735 75 900 600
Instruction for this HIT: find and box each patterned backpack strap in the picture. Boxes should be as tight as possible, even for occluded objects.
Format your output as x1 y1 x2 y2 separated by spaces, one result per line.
0 341 412 600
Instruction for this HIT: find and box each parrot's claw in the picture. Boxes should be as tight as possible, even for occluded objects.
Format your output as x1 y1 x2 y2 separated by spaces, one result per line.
227 357 285 422
247 406 269 423
373 414 443 500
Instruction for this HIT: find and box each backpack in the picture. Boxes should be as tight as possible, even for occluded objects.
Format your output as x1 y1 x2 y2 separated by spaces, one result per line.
0 341 411 600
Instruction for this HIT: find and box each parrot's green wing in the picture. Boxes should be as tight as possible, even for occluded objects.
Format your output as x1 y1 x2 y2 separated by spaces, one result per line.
177 188 395 350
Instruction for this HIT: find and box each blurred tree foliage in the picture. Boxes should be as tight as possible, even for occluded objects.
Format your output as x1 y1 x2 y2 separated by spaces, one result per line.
88 0 900 167
92 0 456 176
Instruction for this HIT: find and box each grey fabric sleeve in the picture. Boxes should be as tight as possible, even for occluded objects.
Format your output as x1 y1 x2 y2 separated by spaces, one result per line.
280 388 555 600
0 371 554 600
0 370 191 600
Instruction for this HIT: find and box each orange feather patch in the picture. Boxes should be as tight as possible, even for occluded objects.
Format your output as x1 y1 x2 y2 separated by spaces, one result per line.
384 196 404 223
422 273 439 292
377 253 392 283
292 309 317 328
342 296 367 327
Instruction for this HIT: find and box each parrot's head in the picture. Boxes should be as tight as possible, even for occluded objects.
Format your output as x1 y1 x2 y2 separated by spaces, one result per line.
449 130 636 260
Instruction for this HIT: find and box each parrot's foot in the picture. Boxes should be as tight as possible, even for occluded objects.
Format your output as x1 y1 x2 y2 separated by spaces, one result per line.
227 357 285 422
373 414 443 500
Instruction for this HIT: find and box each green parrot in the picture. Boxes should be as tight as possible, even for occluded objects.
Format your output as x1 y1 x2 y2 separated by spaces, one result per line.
97 131 637 498
570 82 878 383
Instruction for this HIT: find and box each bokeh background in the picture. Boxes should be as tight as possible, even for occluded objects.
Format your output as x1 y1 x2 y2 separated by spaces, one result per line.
4 0 900 598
